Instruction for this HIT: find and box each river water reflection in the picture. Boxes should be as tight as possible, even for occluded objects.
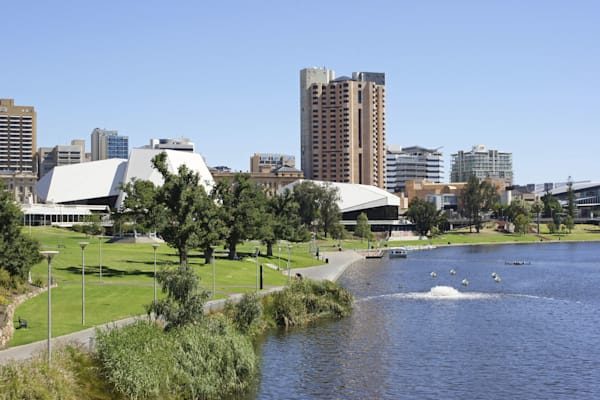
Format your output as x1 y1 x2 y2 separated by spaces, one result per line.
249 242 600 399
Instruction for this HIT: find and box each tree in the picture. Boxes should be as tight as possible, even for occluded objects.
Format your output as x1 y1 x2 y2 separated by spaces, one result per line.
461 175 499 233
119 178 159 233
513 214 531 235
261 189 306 257
212 174 267 260
563 214 575 233
146 263 208 330
506 199 531 223
566 177 576 218
354 212 372 241
0 181 42 279
531 200 543 234
292 181 341 238
406 197 440 237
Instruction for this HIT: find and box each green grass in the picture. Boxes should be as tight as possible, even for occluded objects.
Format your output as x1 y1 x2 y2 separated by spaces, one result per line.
10 226 323 346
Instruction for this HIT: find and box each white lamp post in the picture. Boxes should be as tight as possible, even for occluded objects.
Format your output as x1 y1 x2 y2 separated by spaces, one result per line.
278 246 281 271
79 242 89 325
151 243 160 305
211 245 217 298
40 250 59 365
99 234 103 281
287 245 291 285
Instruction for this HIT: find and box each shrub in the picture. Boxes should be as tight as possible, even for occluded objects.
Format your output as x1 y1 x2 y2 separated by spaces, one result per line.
224 293 264 335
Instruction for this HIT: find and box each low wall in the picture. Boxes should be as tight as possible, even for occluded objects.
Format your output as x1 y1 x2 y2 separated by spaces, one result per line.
0 286 47 349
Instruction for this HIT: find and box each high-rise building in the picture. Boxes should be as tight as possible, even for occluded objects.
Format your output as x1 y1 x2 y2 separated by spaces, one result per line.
250 153 295 173
300 67 386 188
0 99 38 203
38 140 86 178
386 146 444 194
0 99 36 173
91 128 129 160
450 144 513 184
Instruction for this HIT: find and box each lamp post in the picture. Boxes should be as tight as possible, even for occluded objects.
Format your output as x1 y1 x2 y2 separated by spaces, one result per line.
99 234 103 281
255 247 259 293
40 250 59 365
151 243 160 305
79 242 89 325
211 245 217 298
287 245 291 285
278 246 281 271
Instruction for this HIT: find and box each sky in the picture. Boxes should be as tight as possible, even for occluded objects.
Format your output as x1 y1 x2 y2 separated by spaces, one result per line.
2 0 599 185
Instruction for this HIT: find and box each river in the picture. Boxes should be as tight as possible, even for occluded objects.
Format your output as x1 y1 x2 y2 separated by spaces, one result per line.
248 242 600 399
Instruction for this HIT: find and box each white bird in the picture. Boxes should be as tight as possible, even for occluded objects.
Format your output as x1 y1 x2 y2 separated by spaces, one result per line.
491 272 498 279
461 279 469 286
494 276 502 283
430 271 437 278
450 268 456 275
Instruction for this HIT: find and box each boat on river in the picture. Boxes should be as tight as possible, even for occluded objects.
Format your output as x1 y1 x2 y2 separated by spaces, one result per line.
389 248 408 258
505 260 531 265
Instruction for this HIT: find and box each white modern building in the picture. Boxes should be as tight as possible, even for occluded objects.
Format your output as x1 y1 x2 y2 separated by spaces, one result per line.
279 179 402 233
450 144 513 184
36 148 214 210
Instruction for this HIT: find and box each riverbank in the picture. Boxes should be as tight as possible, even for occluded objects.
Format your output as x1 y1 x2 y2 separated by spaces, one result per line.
0 249 364 365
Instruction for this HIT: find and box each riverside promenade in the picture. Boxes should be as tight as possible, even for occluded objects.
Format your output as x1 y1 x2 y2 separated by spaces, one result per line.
0 249 364 365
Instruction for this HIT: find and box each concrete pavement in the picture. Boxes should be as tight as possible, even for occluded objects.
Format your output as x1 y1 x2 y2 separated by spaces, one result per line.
0 249 365 365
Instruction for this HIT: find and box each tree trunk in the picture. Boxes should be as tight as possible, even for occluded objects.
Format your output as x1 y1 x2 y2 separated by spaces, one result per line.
204 246 214 265
266 242 273 257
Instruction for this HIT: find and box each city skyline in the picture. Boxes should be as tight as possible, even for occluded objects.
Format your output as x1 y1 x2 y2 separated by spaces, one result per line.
2 1 598 185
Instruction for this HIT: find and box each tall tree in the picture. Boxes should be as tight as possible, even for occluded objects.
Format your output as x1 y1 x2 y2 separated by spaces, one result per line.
213 174 267 260
0 181 41 278
461 175 499 233
566 177 576 218
318 183 341 238
119 178 159 233
406 197 440 237
531 200 543 234
261 189 306 257
354 212 372 241
292 181 341 237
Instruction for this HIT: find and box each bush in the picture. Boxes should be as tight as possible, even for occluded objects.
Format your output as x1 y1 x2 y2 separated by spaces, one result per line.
224 293 264 335
271 279 354 327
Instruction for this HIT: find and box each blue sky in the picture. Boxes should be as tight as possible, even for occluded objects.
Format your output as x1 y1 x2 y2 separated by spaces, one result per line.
2 0 598 185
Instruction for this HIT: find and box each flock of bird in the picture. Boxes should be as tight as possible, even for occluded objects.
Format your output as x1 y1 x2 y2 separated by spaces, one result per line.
429 268 502 286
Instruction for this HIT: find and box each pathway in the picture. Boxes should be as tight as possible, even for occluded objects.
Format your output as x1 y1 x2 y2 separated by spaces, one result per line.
0 250 364 365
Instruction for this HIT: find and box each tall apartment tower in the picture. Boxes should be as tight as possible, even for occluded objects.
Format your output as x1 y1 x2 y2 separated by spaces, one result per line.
386 146 444 194
450 144 513 184
91 128 129 161
300 67 386 188
0 99 36 173
0 98 38 202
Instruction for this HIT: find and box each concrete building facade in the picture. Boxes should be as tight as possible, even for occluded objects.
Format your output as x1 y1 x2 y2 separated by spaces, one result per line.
38 140 86 178
0 99 38 202
386 146 444 194
91 128 129 160
250 153 296 173
300 68 386 189
142 138 195 152
450 144 513 185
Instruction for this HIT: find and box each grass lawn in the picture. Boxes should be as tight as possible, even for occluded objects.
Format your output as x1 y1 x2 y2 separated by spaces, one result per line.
10 226 323 346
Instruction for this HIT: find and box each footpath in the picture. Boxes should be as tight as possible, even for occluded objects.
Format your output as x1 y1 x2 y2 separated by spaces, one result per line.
0 250 364 365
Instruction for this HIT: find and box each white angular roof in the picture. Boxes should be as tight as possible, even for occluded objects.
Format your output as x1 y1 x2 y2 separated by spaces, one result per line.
36 158 127 204
36 149 214 209
279 179 400 213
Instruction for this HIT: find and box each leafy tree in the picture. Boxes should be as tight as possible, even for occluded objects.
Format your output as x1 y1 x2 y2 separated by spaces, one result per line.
406 197 440 237
212 173 267 260
292 181 341 237
146 264 208 330
354 212 372 241
531 200 543 234
563 214 575 233
513 214 531 235
461 175 499 233
119 178 159 233
151 152 215 266
0 181 41 279
541 191 562 221
506 199 531 222
261 189 306 257
566 177 576 218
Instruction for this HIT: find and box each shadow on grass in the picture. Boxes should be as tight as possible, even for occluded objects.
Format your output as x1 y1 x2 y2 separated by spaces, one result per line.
60 265 155 278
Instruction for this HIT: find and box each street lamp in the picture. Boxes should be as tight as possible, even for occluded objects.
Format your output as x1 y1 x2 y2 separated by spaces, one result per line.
287 245 291 285
98 234 103 281
79 242 89 325
278 246 281 271
255 247 259 293
40 250 59 365
210 245 217 298
151 243 160 305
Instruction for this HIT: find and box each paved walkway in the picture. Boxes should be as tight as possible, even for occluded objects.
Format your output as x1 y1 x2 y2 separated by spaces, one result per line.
0 250 365 365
